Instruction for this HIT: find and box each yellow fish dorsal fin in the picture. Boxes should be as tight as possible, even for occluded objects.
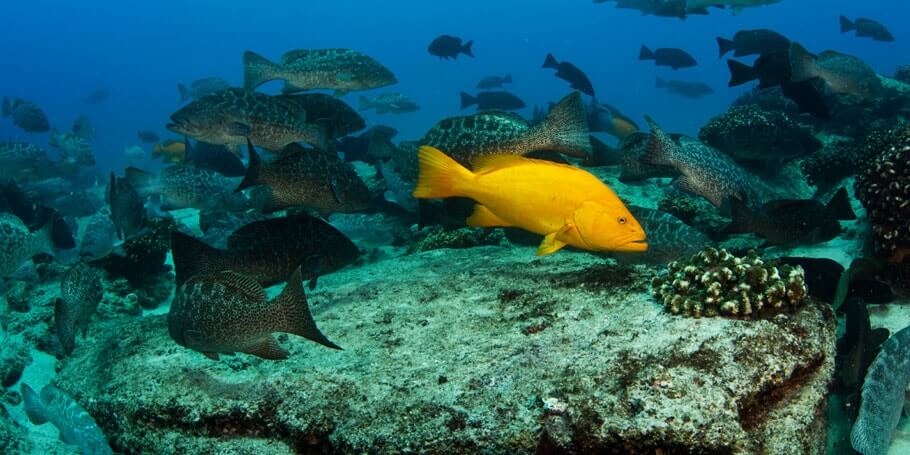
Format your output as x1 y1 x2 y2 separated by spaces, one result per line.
466 204 512 228
471 154 531 173
536 222 574 256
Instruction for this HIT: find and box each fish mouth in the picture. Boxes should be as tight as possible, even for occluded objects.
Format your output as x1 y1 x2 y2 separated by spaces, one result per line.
616 239 649 253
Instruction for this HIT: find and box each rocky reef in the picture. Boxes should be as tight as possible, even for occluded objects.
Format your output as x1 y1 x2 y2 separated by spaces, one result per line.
895 65 910 85
699 105 820 167
652 247 809 318
855 124 910 262
53 246 834 453
800 138 866 193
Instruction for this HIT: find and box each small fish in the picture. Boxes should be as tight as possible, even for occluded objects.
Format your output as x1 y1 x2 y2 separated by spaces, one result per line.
137 130 159 143
840 16 894 42
0 180 74 249
124 165 254 212
168 267 340 360
167 88 328 151
2 97 50 133
338 125 399 163
178 77 231 103
412 146 647 256
716 29 790 58
542 54 595 96
460 91 526 111
587 99 640 140
656 77 714 99
49 129 95 166
21 383 112 455
107 172 146 241
0 213 54 277
639 46 697 70
725 187 857 245
236 141 371 213
358 93 420 115
152 139 186 163
640 117 760 208
171 212 359 287
428 35 474 60
477 74 512 89
244 49 397 96
420 92 591 168
686 0 781 15
185 140 246 177
276 93 366 138
82 88 110 105
55 263 103 355
789 43 883 100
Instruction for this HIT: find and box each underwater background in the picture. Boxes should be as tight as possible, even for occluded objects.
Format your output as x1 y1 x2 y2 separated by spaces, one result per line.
2 0 910 454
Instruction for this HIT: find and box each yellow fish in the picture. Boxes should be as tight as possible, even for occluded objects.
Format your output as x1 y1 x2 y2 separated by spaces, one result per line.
413 146 648 256
152 140 186 163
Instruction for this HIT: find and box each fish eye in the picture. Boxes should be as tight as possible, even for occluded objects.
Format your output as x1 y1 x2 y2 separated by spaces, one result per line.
618 217 627 225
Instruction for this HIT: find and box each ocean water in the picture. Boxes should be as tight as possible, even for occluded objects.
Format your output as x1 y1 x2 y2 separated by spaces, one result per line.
1 0 910 453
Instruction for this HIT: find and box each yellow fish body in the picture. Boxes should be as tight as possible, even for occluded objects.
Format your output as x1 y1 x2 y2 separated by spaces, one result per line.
413 146 648 256
152 140 186 163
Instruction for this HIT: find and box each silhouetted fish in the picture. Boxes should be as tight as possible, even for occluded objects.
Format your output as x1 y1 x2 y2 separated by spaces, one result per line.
55 263 103 355
428 35 474 60
244 49 397 96
717 29 790 57
137 130 159 143
178 77 231 103
185 140 246 177
107 172 146 240
725 187 856 245
789 43 883 100
358 93 420 115
656 77 714 98
639 46 697 69
542 54 595 96
2 97 50 133
840 16 894 42
477 74 512 89
460 91 526 111
277 93 366 138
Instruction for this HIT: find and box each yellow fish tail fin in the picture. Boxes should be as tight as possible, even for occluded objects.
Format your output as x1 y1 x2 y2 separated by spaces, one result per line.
467 204 511 227
413 146 473 199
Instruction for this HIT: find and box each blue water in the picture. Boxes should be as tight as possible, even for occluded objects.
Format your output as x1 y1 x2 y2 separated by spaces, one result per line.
2 0 907 174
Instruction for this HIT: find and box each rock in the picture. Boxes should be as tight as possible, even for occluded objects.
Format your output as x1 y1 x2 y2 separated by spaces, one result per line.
0 334 31 387
5 281 31 312
55 246 835 453
0 404 30 454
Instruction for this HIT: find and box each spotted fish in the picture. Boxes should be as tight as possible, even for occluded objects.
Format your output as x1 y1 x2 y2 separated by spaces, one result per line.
244 49 397 96
420 91 591 168
124 165 262 213
167 267 340 360
55 263 103 355
21 383 112 455
0 213 53 277
276 93 366 139
616 207 710 264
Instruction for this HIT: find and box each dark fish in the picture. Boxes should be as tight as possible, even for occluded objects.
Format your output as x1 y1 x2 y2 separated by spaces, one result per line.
582 136 621 167
776 257 844 303
542 54 595 96
167 88 327 151
725 187 856 245
170 212 359 287
71 115 95 141
420 91 591 168
596 0 696 20
699 105 821 163
137 130 159 143
276 93 366 138
236 141 371 213
840 16 894 42
107 172 146 240
243 49 397 96
0 142 61 182
789 43 883 100
55 263 103 355
185 140 246 177
0 213 53 277
836 299 889 404
716 29 790 58
358 93 420 115
2 97 50 133
168 267 340 360
617 206 710 264
780 78 831 119
338 125 398 163
460 91 526 111
477 74 512 89
640 117 759 208
726 52 831 119
21 383 112 454
125 165 256 212
639 46 697 69
656 77 714 98
82 88 110 105
178 77 231 103
45 191 102 218
587 99 640 140
428 35 474 60
0 180 74 249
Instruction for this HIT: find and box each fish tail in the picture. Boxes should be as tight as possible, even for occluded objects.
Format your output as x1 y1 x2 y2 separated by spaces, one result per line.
459 92 477 110
716 37 735 58
177 84 189 103
123 167 155 197
236 139 263 193
535 92 591 158
726 59 758 87
839 15 855 33
640 116 675 167
826 187 857 220
276 268 342 350
788 43 818 84
413 145 473 199
170 231 226 286
542 53 558 69
55 298 76 355
21 383 49 425
503 74 512 84
1 96 10 118
639 46 655 61
461 40 474 57
243 51 279 91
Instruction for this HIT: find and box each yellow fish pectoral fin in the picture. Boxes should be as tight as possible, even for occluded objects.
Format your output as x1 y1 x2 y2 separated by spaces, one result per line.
466 204 511 227
536 223 574 256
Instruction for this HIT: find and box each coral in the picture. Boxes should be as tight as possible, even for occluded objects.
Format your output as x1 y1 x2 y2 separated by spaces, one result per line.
894 65 910 85
698 105 820 165
4 281 31 312
0 333 31 387
855 124 910 261
800 138 867 192
409 226 507 253
98 217 176 282
0 405 30 454
652 247 808 318
657 195 700 225
850 325 910 455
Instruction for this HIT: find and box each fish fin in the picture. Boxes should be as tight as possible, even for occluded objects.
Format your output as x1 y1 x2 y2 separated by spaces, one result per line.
202 351 220 361
839 15 855 33
170 231 227 286
329 175 342 204
1 96 10 118
726 59 758 87
673 176 701 199
226 122 251 137
537 224 572 256
55 298 75 355
788 43 818 84
503 74 512 84
308 275 318 290
716 37 735 58
461 40 474 57
235 139 262 193
332 89 349 98
724 197 754 234
459 92 476 110
826 187 857 220
58 429 78 445
358 96 372 111
178 84 189 103
536 92 590 158
21 383 49 424
640 116 675 166
639 46 654 61
466 204 511 228
244 337 289 360
470 154 529 173
123 167 155 197
277 268 341 350
542 53 559 69
870 328 890 347
215 270 268 302
412 145 474 199
243 51 279 91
